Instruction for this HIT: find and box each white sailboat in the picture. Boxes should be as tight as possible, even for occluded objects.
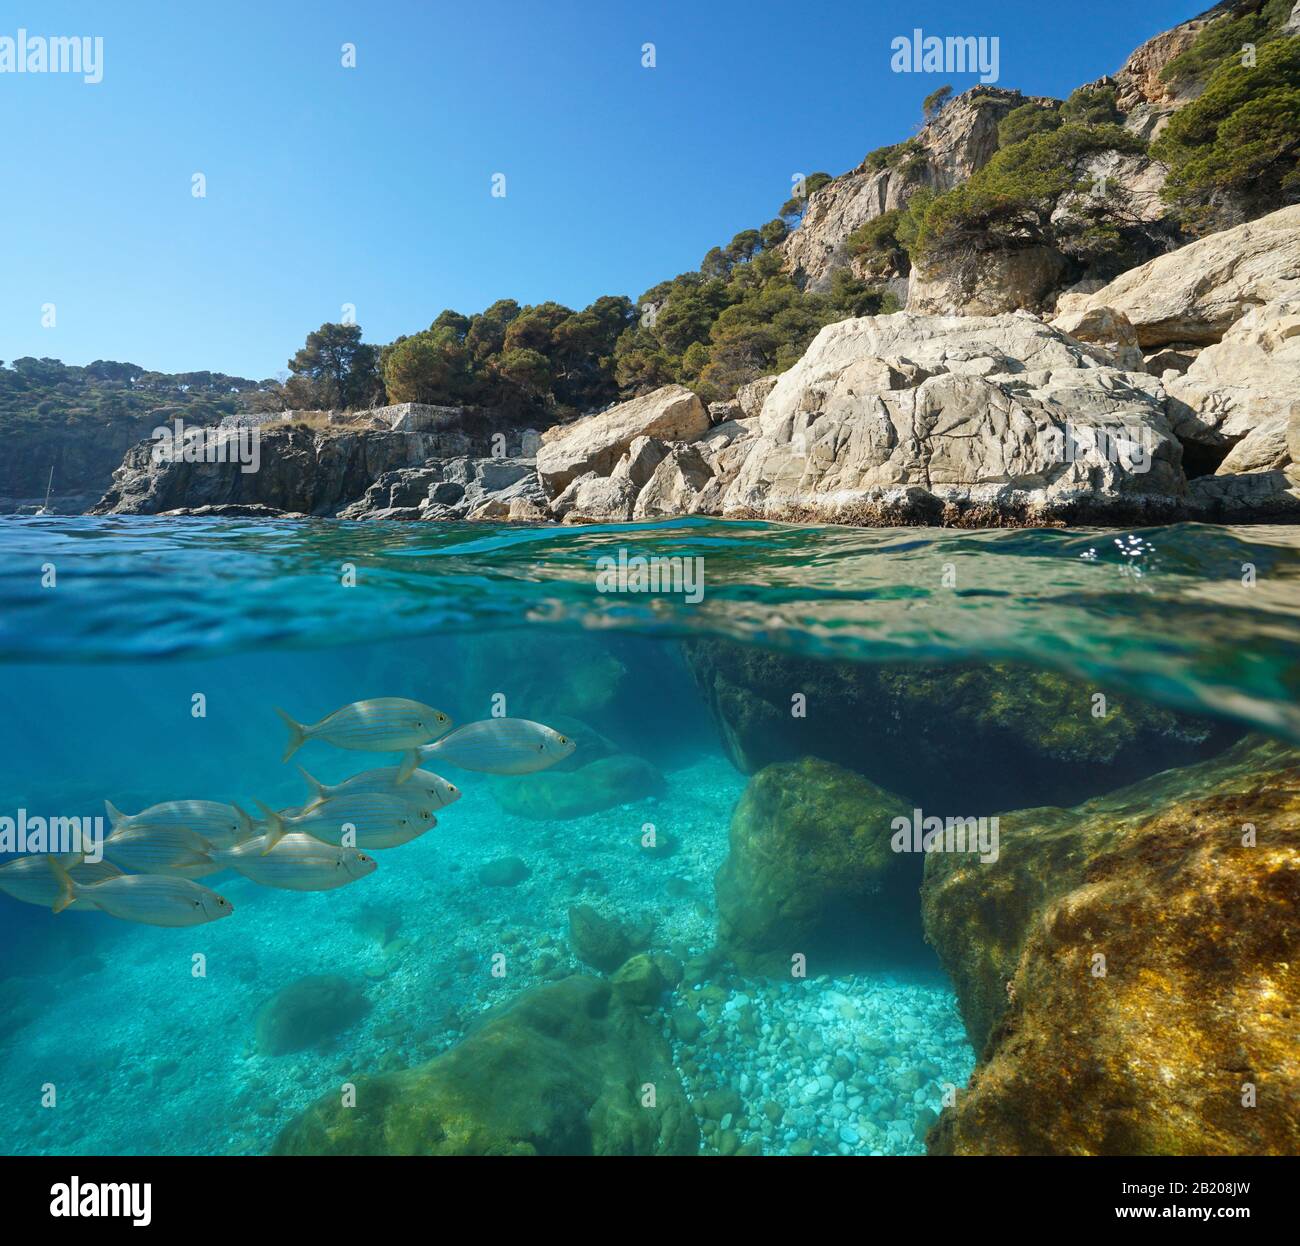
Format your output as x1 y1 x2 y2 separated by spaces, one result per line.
34 465 54 516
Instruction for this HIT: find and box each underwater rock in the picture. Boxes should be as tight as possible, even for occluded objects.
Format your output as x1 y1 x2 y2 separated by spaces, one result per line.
714 757 915 973
492 753 664 820
568 903 645 973
273 975 698 1155
477 856 531 887
610 953 666 1007
923 735 1300 1155
254 975 371 1056
683 638 1240 812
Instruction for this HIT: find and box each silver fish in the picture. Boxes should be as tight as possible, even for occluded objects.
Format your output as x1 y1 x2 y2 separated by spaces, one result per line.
275 699 452 762
399 718 575 781
212 833 377 892
51 864 234 927
297 764 460 812
101 823 218 875
256 795 435 852
0 853 123 909
105 800 253 850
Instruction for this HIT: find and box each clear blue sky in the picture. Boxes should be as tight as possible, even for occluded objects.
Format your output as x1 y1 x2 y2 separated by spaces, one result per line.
3 0 1211 380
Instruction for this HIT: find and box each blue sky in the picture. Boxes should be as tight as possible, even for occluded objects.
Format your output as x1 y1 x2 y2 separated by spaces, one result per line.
2 0 1210 380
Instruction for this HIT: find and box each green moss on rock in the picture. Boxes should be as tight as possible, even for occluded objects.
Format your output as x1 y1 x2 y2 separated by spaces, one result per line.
255 975 370 1056
684 639 1240 811
715 756 915 973
273 976 698 1155
924 735 1300 1155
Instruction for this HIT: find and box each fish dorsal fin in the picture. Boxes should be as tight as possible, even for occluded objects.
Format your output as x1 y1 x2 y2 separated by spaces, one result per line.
296 765 328 807
103 800 129 833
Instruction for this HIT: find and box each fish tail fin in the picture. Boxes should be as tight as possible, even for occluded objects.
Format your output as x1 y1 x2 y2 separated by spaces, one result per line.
104 800 128 833
254 801 286 855
297 765 327 806
275 707 307 763
396 750 420 784
46 856 78 915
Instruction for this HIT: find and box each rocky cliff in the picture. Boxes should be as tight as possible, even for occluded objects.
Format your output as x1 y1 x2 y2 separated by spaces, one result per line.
781 87 1031 291
94 203 1300 527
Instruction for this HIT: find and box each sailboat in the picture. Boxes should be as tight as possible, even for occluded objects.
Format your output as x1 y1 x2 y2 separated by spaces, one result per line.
34 465 54 516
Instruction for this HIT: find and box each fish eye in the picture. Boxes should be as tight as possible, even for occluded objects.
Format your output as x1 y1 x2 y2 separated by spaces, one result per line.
559 736 569 745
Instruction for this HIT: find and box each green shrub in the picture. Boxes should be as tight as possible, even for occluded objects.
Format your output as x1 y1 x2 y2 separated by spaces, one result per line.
1153 36 1300 226
997 101 1062 148
1160 0 1294 87
910 123 1147 258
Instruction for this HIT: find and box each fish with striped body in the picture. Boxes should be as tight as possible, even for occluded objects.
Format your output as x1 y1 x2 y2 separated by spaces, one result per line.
0 853 124 909
105 800 253 850
49 860 234 927
210 833 377 892
297 764 460 812
398 718 575 781
100 823 224 878
255 795 435 852
275 699 451 763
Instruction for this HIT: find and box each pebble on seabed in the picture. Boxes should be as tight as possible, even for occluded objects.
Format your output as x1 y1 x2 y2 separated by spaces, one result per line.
667 973 973 1157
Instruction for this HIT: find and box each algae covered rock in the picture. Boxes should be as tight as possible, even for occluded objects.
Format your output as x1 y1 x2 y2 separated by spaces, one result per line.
477 856 530 887
255 975 370 1056
684 638 1239 811
923 735 1300 1155
273 976 697 1155
610 953 666 1008
568 903 644 972
715 756 915 973
493 753 664 820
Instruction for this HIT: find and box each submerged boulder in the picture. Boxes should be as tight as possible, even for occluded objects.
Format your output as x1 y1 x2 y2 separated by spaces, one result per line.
923 735 1300 1155
567 903 648 973
714 757 915 973
492 753 664 820
273 976 697 1155
683 639 1240 812
255 975 370 1056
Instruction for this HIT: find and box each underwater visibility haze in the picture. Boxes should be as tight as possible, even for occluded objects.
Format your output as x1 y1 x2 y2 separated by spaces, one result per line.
0 516 1297 1158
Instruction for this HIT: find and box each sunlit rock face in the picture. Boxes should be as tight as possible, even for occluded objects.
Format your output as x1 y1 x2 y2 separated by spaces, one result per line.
923 735 1300 1156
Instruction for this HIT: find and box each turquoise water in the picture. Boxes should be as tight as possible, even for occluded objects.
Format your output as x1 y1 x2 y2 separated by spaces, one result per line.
0 516 1298 1156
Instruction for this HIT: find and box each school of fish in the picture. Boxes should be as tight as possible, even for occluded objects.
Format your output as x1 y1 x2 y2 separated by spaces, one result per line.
0 700 576 928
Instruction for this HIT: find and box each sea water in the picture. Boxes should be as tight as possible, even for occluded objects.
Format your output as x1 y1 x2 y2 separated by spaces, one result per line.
0 516 1297 1156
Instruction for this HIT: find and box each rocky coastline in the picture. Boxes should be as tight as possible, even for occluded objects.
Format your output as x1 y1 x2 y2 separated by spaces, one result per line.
91 209 1300 527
